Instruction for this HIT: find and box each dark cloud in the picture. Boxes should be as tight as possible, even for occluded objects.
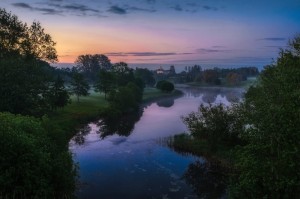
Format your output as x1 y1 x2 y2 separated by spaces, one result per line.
12 2 62 15
106 52 192 57
62 4 99 13
108 5 127 14
203 5 218 11
259 37 286 41
12 3 32 9
127 7 156 13
172 5 183 11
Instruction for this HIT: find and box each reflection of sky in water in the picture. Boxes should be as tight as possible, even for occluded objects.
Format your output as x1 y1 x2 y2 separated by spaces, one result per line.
69 87 244 199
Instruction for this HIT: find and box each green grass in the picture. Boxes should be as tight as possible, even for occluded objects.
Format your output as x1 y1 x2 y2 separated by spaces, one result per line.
166 134 234 168
49 92 109 138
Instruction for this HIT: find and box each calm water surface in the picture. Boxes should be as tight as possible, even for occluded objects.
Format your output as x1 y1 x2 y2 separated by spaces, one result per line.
69 87 244 199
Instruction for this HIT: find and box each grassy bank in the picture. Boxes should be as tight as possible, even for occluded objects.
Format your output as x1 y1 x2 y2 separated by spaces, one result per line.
49 91 108 139
165 133 234 168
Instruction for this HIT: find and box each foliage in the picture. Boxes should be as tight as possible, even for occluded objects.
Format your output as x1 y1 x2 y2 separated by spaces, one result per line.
226 72 242 85
75 54 112 82
112 62 135 87
47 76 70 110
94 69 116 99
182 104 243 151
108 83 141 113
0 9 57 62
0 9 62 116
0 112 75 198
70 71 90 102
156 80 175 92
134 68 155 87
229 35 300 198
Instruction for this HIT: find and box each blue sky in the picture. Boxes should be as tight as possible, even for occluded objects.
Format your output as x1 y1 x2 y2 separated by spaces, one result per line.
1 0 300 69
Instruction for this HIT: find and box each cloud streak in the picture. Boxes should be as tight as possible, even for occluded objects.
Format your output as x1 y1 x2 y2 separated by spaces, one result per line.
12 2 62 15
196 48 232 54
107 5 127 15
105 52 193 57
259 37 286 41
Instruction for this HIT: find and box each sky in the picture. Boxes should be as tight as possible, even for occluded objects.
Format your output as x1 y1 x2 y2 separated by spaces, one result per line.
1 0 300 70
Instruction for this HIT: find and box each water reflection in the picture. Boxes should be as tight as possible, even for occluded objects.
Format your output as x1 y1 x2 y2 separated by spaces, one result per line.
97 110 143 138
73 125 92 145
182 87 243 104
156 98 175 108
183 160 228 199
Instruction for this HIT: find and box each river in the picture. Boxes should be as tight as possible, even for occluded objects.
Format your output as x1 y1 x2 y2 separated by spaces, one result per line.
69 86 244 199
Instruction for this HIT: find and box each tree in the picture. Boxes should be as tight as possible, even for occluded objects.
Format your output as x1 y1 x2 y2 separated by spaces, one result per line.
182 104 243 150
226 72 242 85
112 62 135 87
94 69 115 99
75 54 112 82
202 69 219 84
156 80 174 92
70 71 90 102
134 68 155 87
229 35 300 198
0 9 58 116
47 76 70 110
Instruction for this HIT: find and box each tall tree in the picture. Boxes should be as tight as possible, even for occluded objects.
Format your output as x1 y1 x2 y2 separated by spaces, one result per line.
94 70 115 99
75 54 112 82
112 62 135 87
230 35 300 198
70 71 90 102
0 9 58 116
47 76 70 110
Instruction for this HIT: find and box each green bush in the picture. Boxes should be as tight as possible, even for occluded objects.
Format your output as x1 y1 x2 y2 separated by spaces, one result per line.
156 80 174 92
0 113 75 198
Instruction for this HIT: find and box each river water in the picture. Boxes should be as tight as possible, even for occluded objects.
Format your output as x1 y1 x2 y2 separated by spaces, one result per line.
69 86 244 199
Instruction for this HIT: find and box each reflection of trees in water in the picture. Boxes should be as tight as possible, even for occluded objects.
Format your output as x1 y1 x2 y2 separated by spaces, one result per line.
156 98 174 108
183 160 228 199
98 110 143 138
183 87 243 104
224 91 242 103
73 125 91 145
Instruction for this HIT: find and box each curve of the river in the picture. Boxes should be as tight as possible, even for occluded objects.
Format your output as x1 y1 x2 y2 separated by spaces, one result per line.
69 86 244 199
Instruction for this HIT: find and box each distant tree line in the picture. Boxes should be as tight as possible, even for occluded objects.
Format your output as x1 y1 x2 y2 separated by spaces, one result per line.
153 65 259 86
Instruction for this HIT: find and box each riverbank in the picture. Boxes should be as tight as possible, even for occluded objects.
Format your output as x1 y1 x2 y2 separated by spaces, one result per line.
165 134 234 169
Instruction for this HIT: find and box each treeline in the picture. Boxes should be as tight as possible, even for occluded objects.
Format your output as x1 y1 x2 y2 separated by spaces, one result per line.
174 35 300 198
155 65 259 86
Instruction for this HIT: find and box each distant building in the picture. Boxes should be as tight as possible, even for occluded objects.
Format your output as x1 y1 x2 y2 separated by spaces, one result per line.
155 66 174 75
